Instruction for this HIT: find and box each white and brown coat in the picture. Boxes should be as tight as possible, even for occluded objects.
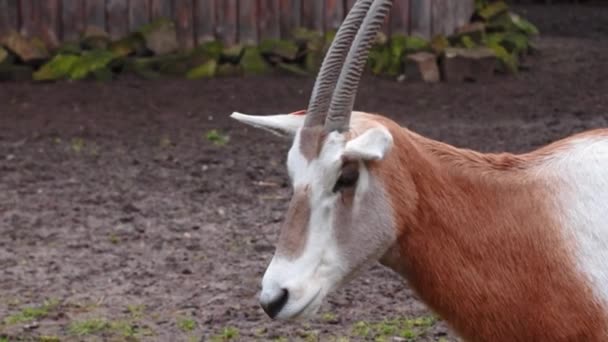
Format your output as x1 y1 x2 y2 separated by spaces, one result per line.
230 0 608 340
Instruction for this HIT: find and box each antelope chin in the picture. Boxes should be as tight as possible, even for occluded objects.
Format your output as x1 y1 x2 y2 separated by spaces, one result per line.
275 287 324 320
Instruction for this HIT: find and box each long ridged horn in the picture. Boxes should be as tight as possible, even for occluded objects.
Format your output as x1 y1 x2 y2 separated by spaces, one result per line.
304 0 374 128
325 0 393 132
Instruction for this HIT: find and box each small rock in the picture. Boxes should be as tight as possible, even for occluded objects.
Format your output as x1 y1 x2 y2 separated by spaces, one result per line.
140 19 178 55
109 34 147 57
23 321 39 330
81 26 110 50
405 52 440 83
82 26 109 39
1 30 49 63
442 47 497 82
82 35 110 50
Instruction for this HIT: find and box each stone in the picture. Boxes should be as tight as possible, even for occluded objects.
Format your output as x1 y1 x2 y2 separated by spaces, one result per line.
221 44 244 64
82 26 109 39
186 60 217 79
139 19 178 55
1 30 49 63
240 47 270 75
441 47 497 82
0 47 8 64
33 54 80 81
454 22 486 43
81 35 110 50
259 39 299 61
405 52 440 83
81 26 111 50
108 34 147 57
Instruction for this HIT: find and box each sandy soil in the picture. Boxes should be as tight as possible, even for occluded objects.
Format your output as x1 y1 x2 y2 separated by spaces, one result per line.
1 3 607 341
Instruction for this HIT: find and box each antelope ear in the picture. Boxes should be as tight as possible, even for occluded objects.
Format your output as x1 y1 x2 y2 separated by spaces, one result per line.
230 111 305 138
343 127 393 161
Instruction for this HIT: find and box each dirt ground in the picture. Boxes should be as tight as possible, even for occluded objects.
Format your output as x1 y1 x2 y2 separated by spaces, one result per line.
1 4 607 342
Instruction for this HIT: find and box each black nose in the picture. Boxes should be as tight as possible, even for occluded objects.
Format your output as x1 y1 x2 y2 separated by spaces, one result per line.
260 288 289 319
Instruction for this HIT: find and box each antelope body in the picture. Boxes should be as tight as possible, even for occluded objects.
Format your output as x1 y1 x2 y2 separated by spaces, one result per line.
230 0 608 340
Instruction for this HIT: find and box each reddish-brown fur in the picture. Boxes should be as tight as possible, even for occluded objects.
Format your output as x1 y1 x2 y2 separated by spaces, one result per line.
362 114 608 341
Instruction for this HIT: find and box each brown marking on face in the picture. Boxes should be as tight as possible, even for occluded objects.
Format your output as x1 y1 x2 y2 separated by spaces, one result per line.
362 114 608 340
298 126 327 161
276 186 311 260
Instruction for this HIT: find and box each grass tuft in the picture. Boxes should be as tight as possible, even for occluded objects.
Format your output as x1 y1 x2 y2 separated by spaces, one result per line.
351 315 438 341
205 129 230 146
177 317 196 332
4 299 60 325
68 318 109 336
209 326 239 341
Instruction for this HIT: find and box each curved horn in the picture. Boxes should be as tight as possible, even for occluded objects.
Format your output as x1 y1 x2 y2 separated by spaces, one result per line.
325 0 393 132
304 0 374 128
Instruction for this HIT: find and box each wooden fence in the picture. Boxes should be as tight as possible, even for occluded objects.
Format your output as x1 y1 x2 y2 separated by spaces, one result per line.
0 0 474 49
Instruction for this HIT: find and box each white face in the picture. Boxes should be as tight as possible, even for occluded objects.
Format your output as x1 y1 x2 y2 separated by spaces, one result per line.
231 112 397 320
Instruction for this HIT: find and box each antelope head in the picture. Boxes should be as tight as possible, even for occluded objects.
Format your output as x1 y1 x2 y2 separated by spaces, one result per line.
231 0 397 320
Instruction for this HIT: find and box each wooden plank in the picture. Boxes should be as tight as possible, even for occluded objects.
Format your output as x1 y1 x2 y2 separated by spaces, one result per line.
325 0 343 32
279 0 300 39
19 0 37 36
129 0 149 31
216 0 237 46
455 0 474 30
194 0 216 43
259 0 280 40
345 0 356 11
62 0 86 42
391 0 410 36
445 0 456 35
301 0 312 29
175 0 194 50
300 0 323 31
238 0 257 44
85 0 107 30
0 0 19 38
410 0 431 38
431 0 449 36
150 0 173 19
312 0 324 32
39 0 60 47
107 0 128 39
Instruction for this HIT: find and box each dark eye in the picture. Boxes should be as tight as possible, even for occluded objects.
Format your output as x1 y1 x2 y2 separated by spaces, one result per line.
333 162 359 192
